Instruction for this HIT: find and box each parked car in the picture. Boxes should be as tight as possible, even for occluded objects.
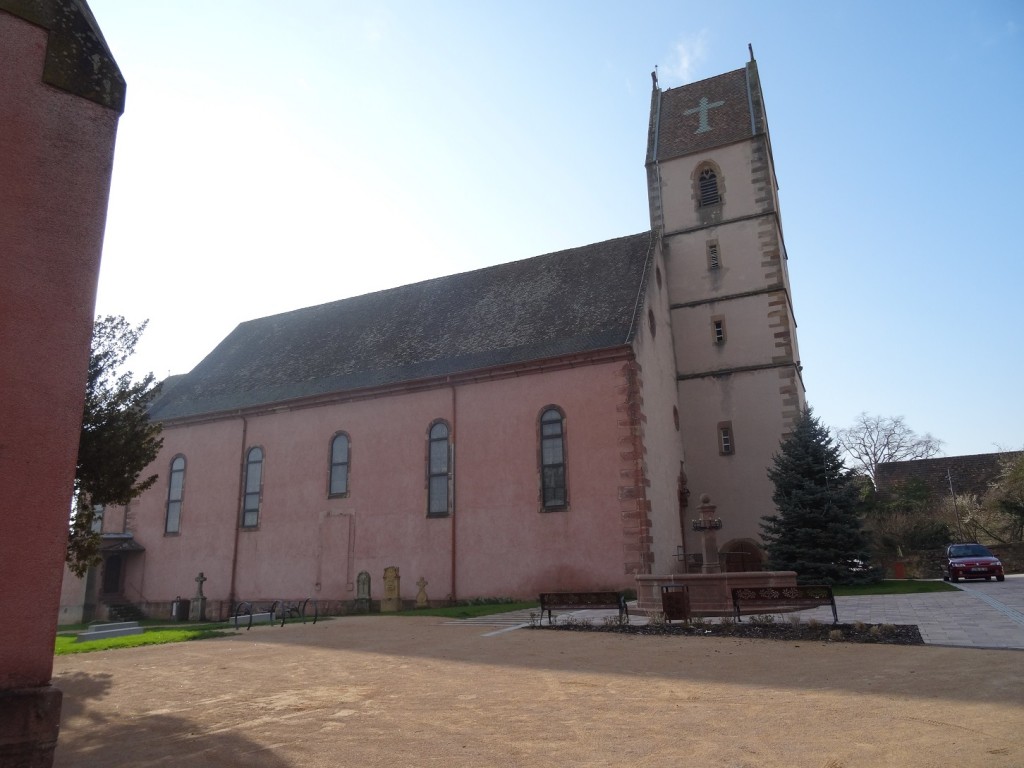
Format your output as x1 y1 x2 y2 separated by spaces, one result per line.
942 543 1005 582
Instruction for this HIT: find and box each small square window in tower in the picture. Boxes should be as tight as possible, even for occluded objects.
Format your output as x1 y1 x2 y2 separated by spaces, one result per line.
718 422 734 456
711 316 726 345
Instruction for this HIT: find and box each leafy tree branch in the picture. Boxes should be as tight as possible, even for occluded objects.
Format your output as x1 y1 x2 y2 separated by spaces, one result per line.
68 316 163 576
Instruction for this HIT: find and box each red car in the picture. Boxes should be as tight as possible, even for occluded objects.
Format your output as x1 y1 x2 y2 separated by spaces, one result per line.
943 543 1005 582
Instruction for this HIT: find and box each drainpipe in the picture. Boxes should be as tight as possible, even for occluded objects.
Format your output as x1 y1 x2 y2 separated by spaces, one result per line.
321 509 356 593
228 415 248 610
450 382 458 602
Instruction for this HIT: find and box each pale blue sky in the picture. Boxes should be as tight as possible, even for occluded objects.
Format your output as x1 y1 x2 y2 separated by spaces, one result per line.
88 1 1023 457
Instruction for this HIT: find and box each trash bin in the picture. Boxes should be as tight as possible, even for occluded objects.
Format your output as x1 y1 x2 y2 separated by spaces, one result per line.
660 585 690 622
171 596 190 621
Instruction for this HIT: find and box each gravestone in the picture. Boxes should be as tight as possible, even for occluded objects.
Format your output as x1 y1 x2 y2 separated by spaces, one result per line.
356 570 371 614
190 571 208 621
381 566 401 612
415 577 429 608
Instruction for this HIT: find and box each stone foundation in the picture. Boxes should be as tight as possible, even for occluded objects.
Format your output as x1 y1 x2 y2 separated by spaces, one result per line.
636 571 798 616
0 686 62 768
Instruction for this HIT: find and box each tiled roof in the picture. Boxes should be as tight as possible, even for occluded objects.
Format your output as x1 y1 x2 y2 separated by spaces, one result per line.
875 452 1023 500
149 232 654 421
653 67 754 161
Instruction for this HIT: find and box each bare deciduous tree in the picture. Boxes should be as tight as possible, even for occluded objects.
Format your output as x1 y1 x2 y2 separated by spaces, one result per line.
835 413 942 483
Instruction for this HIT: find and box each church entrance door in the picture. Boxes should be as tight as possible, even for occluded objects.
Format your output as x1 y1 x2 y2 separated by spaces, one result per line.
101 554 123 595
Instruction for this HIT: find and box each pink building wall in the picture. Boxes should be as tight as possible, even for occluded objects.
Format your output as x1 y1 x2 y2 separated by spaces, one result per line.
0 3 124 765
123 355 642 614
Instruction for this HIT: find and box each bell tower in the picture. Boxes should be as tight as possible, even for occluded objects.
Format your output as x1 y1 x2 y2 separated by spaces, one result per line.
646 51 805 562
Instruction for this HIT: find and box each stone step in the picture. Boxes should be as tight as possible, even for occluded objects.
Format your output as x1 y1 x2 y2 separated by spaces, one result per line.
230 612 276 628
76 622 143 643
87 621 139 632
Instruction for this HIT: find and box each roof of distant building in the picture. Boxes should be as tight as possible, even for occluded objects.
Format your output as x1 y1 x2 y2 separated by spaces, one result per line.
150 232 654 421
875 452 1023 500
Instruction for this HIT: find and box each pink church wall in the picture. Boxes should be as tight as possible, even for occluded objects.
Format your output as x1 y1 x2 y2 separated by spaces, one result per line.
123 356 638 612
0 5 123 764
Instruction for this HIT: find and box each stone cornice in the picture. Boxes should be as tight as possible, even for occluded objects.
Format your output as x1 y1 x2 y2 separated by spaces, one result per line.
1 0 126 112
158 346 637 428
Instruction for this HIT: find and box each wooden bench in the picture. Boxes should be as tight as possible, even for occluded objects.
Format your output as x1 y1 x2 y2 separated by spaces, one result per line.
538 591 628 625
731 585 838 624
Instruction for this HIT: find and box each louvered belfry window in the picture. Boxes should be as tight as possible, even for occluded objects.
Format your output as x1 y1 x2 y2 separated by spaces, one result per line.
708 241 721 270
699 168 720 206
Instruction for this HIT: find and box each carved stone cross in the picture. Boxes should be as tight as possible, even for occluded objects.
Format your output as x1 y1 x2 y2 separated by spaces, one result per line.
194 571 207 598
684 96 725 134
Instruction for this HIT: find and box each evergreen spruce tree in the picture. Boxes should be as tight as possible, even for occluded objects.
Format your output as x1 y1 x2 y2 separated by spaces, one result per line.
761 408 878 585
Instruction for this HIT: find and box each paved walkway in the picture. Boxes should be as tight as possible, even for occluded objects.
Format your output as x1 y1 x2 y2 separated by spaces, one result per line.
450 575 1024 650
794 574 1024 649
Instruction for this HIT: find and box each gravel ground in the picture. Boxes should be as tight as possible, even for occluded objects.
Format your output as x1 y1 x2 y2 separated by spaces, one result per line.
53 616 1022 767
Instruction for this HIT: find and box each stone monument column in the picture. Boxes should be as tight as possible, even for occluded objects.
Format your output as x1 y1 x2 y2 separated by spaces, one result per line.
694 494 722 574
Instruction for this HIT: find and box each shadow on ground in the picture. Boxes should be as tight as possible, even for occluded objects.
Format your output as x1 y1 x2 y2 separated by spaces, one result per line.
55 671 291 768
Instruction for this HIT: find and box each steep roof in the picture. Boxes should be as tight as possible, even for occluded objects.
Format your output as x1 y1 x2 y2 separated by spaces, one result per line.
150 232 654 421
875 452 1023 500
648 66 759 163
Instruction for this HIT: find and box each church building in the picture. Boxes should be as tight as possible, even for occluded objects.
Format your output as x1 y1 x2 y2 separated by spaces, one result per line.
75 52 805 619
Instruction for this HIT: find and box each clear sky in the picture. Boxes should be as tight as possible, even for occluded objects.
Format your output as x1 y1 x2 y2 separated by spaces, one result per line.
87 0 1023 458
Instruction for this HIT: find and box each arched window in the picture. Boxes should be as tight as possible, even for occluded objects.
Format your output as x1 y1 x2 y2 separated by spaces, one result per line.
540 407 567 509
698 167 721 207
242 447 263 528
427 421 451 517
329 432 350 497
165 455 186 533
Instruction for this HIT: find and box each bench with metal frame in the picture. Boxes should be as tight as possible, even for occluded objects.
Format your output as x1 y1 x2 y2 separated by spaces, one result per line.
232 598 318 630
731 585 838 624
538 591 628 625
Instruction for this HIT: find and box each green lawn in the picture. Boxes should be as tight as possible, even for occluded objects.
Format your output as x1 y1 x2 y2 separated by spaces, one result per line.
55 626 231 655
832 579 957 596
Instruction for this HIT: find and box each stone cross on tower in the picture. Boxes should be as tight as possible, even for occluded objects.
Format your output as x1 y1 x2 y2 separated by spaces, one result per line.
683 96 725 134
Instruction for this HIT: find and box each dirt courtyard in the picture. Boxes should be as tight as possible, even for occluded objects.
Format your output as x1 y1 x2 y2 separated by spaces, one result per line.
53 616 1023 767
